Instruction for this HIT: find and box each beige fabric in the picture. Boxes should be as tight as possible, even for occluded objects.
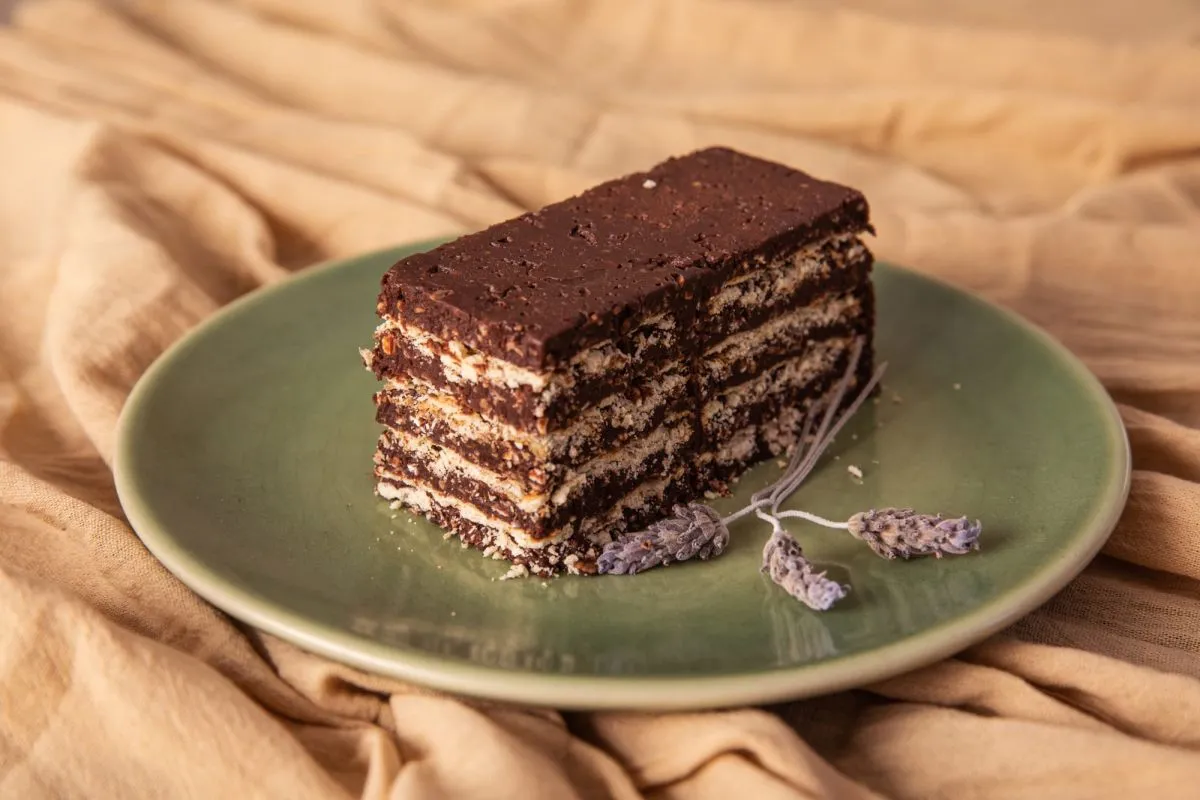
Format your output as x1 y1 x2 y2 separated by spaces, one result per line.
2 0 1200 796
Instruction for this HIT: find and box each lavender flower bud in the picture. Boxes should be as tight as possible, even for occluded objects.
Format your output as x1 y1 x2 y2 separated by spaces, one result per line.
761 529 847 611
847 507 982 560
597 504 730 575
596 529 666 575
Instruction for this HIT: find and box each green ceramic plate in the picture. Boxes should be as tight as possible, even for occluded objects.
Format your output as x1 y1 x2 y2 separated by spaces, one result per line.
115 241 1129 711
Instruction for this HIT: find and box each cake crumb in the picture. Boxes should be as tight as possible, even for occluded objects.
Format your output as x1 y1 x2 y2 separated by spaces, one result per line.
776 459 787 468
848 465 864 479
953 382 962 390
891 392 903 404
442 532 453 540
450 611 456 617
704 490 718 500
850 433 858 441
501 564 529 581
642 179 657 189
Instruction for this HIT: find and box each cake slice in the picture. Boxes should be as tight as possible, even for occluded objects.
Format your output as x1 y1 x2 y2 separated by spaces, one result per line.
363 147 874 576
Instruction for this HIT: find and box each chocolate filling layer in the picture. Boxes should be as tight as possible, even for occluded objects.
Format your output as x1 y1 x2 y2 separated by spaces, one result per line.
375 422 696 537
370 336 678 433
700 250 871 345
375 381 692 476
700 310 868 394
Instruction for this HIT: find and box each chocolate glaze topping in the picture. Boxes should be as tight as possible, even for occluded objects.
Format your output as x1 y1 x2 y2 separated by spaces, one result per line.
378 147 870 369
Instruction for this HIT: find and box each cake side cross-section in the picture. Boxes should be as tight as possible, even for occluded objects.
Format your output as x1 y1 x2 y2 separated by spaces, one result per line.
364 147 875 577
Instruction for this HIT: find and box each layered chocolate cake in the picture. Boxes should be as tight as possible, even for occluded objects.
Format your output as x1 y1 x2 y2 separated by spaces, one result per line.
363 147 874 576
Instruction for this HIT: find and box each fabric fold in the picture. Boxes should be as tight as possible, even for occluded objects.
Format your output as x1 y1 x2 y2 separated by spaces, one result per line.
2 0 1199 797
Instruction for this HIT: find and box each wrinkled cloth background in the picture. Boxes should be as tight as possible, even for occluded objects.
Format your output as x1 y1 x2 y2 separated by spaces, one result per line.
2 0 1200 797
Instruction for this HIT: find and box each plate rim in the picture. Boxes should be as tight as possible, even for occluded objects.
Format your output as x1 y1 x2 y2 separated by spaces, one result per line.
115 241 1131 711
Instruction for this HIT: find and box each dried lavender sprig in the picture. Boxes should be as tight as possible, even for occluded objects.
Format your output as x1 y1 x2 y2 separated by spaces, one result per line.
596 503 729 575
761 528 847 611
847 508 982 560
597 340 982 590
753 343 984 561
